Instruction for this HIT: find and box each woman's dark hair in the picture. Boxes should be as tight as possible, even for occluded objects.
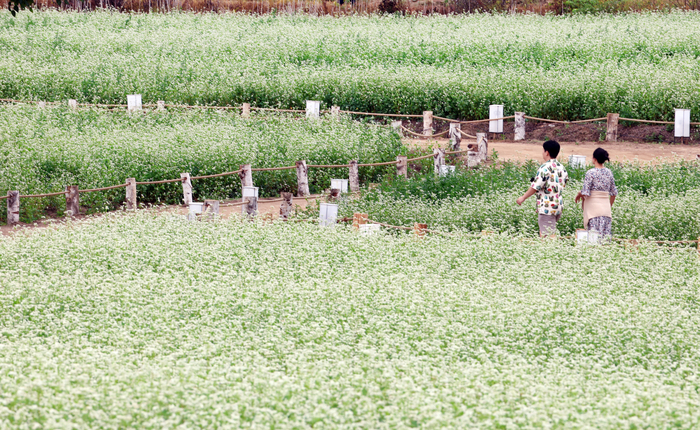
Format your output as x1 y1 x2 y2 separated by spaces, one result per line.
593 148 610 164
543 140 560 158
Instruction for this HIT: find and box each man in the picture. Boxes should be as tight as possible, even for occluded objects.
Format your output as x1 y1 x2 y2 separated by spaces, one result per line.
516 140 568 237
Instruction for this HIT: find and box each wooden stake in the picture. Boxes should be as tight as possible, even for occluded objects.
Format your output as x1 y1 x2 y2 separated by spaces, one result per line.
239 164 253 188
353 212 368 231
514 112 525 141
242 103 251 118
349 160 359 193
606 113 619 142
242 197 258 218
296 160 310 197
433 148 445 175
397 156 408 178
68 99 78 110
157 101 165 111
38 101 46 109
125 178 137 210
329 188 341 201
279 192 294 220
467 151 480 168
6 191 19 225
414 222 427 239
423 111 433 136
181 173 192 205
65 185 79 217
449 123 461 150
476 133 488 161
203 199 220 219
331 106 340 117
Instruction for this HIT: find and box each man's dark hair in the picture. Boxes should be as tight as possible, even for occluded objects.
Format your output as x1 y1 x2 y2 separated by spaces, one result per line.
543 140 560 158
593 147 610 164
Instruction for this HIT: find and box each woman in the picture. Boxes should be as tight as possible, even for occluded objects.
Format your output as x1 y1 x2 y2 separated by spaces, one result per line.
574 148 618 239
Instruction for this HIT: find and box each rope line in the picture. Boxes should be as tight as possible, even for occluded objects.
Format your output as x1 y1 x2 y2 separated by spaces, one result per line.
406 153 436 162
308 164 351 168
136 178 184 185
340 110 423 118
251 166 297 171
19 191 67 198
460 116 515 124
400 125 450 138
190 170 243 180
458 129 478 139
79 183 129 193
358 160 400 167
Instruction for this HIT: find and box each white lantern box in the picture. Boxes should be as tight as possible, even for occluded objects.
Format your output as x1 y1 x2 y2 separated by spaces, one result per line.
330 179 349 193
569 155 586 169
675 109 690 138
127 94 142 111
576 229 600 245
242 186 259 198
189 202 204 214
306 100 320 119
489 104 504 133
439 165 456 177
319 203 338 227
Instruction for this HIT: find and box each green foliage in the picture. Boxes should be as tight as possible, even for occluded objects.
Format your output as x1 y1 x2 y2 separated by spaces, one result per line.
1 11 700 121
0 105 402 221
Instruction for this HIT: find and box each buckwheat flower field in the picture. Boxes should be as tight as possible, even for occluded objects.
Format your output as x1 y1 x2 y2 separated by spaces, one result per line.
1 11 700 120
0 212 699 428
0 105 401 220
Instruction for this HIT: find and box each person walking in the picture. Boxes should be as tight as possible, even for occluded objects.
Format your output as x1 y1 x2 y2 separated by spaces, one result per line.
574 148 618 240
516 140 568 236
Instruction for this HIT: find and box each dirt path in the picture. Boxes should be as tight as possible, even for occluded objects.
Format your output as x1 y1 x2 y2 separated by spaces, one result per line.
406 138 700 164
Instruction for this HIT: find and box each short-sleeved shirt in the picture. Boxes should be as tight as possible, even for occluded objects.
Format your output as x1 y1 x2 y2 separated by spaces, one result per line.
531 160 568 216
581 167 618 197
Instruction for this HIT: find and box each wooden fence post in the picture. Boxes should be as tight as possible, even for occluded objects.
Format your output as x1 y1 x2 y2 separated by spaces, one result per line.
414 223 427 239
242 103 251 118
203 199 220 219
68 99 78 110
329 188 341 201
606 113 619 142
349 160 359 193
477 133 488 161
181 173 192 205
449 123 461 150
242 197 258 217
353 212 368 231
514 112 526 141
433 148 445 175
125 178 137 210
38 101 46 109
280 192 293 220
331 106 340 117
157 101 165 111
296 160 310 197
65 186 79 217
397 156 408 178
423 111 433 136
239 164 253 188
7 191 19 225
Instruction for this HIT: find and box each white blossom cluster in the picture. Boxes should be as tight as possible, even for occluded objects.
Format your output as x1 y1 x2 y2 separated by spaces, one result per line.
1 11 700 120
0 212 699 428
